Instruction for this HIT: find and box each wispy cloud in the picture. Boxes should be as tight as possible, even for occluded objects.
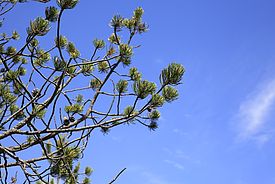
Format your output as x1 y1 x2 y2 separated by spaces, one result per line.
236 78 275 142
163 148 190 160
110 135 121 142
128 165 182 184
141 172 181 184
164 159 184 170
154 58 165 64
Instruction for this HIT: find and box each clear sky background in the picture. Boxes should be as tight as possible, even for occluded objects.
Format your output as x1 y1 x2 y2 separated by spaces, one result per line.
3 0 275 183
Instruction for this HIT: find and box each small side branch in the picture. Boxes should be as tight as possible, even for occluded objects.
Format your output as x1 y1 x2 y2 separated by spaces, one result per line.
108 168 126 184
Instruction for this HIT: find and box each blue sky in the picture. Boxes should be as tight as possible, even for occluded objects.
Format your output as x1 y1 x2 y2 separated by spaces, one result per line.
3 0 275 183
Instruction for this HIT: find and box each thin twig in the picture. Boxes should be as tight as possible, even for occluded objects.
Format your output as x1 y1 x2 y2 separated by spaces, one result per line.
108 168 127 184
